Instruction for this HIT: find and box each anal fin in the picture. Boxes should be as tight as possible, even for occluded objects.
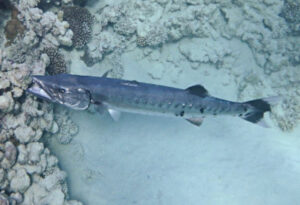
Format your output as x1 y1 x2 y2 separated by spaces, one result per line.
186 117 204 127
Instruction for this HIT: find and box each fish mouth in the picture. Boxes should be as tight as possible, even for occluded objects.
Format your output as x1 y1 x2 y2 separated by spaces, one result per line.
27 76 53 101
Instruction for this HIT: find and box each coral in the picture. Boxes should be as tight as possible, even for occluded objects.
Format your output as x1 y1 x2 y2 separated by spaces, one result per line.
44 47 67 75
52 106 79 144
137 24 168 47
80 46 98 67
106 53 124 79
178 38 232 68
4 7 25 45
0 92 14 113
113 18 136 36
0 42 82 204
83 30 125 66
8 168 31 193
63 6 93 48
136 36 147 47
271 96 300 132
3 3 73 64
280 0 300 35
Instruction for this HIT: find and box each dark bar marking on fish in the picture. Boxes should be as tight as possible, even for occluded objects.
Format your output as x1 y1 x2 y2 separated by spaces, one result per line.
180 111 185 117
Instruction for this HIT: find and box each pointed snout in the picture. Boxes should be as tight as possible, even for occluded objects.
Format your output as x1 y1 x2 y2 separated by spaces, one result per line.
27 75 53 101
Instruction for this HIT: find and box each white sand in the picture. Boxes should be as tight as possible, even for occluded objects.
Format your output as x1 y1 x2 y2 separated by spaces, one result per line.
49 107 300 205
48 45 300 205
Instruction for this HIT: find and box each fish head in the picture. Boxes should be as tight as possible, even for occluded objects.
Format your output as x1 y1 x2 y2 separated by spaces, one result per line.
27 74 90 110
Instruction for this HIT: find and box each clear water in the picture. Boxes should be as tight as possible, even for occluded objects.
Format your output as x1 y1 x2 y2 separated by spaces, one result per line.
49 110 300 205
47 1 300 204
46 0 300 203
2 0 300 204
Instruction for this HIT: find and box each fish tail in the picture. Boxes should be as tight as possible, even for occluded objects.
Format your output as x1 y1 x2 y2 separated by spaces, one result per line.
241 96 281 127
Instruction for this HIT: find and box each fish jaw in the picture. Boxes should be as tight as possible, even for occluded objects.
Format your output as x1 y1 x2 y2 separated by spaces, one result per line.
27 75 91 110
27 76 53 101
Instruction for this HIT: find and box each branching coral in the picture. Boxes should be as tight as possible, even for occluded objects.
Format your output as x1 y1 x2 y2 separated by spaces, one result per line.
63 6 93 49
43 47 67 75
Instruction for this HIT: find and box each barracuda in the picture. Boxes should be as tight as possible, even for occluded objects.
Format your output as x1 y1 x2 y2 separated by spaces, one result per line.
27 74 278 127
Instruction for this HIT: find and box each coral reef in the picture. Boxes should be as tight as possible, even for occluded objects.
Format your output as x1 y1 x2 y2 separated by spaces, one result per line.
271 96 300 131
0 0 81 203
4 7 25 45
3 0 73 65
280 0 300 35
51 106 79 144
63 6 93 49
44 47 67 75
82 30 126 67
0 57 82 204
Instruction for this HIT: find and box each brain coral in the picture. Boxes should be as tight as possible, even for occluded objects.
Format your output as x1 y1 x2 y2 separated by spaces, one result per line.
63 6 93 49
44 47 67 75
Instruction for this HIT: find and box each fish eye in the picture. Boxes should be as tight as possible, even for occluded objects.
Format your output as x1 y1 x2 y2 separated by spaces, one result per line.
58 88 65 93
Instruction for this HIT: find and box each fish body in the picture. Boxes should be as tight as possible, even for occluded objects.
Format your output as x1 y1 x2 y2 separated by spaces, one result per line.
27 74 276 127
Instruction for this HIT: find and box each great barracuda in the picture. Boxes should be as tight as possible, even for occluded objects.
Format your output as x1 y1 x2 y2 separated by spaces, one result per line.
27 74 278 127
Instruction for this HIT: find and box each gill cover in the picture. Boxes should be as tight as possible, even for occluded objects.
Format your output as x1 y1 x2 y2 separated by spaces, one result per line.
60 87 91 110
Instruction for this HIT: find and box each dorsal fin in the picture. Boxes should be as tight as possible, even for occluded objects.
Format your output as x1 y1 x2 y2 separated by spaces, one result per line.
186 85 208 97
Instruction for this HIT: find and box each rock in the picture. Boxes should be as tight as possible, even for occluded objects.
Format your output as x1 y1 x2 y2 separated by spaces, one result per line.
10 192 23 204
2 142 17 168
0 78 10 90
39 188 65 205
22 183 48 204
40 167 66 191
50 121 59 134
9 168 31 193
14 126 35 143
0 168 5 182
0 92 14 113
12 87 23 98
0 194 9 205
0 151 3 161
27 142 44 163
17 144 28 164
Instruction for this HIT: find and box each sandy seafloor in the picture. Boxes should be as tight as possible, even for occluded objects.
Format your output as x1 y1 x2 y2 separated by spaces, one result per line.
47 1 300 203
1 0 300 204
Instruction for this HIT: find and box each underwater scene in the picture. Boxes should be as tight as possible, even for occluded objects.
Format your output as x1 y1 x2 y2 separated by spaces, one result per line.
0 0 300 204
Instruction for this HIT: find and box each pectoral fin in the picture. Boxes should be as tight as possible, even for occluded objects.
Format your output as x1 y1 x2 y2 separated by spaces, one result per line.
186 117 204 127
108 108 121 121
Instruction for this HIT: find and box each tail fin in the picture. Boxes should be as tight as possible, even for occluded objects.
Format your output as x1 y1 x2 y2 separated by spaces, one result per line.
241 96 281 127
